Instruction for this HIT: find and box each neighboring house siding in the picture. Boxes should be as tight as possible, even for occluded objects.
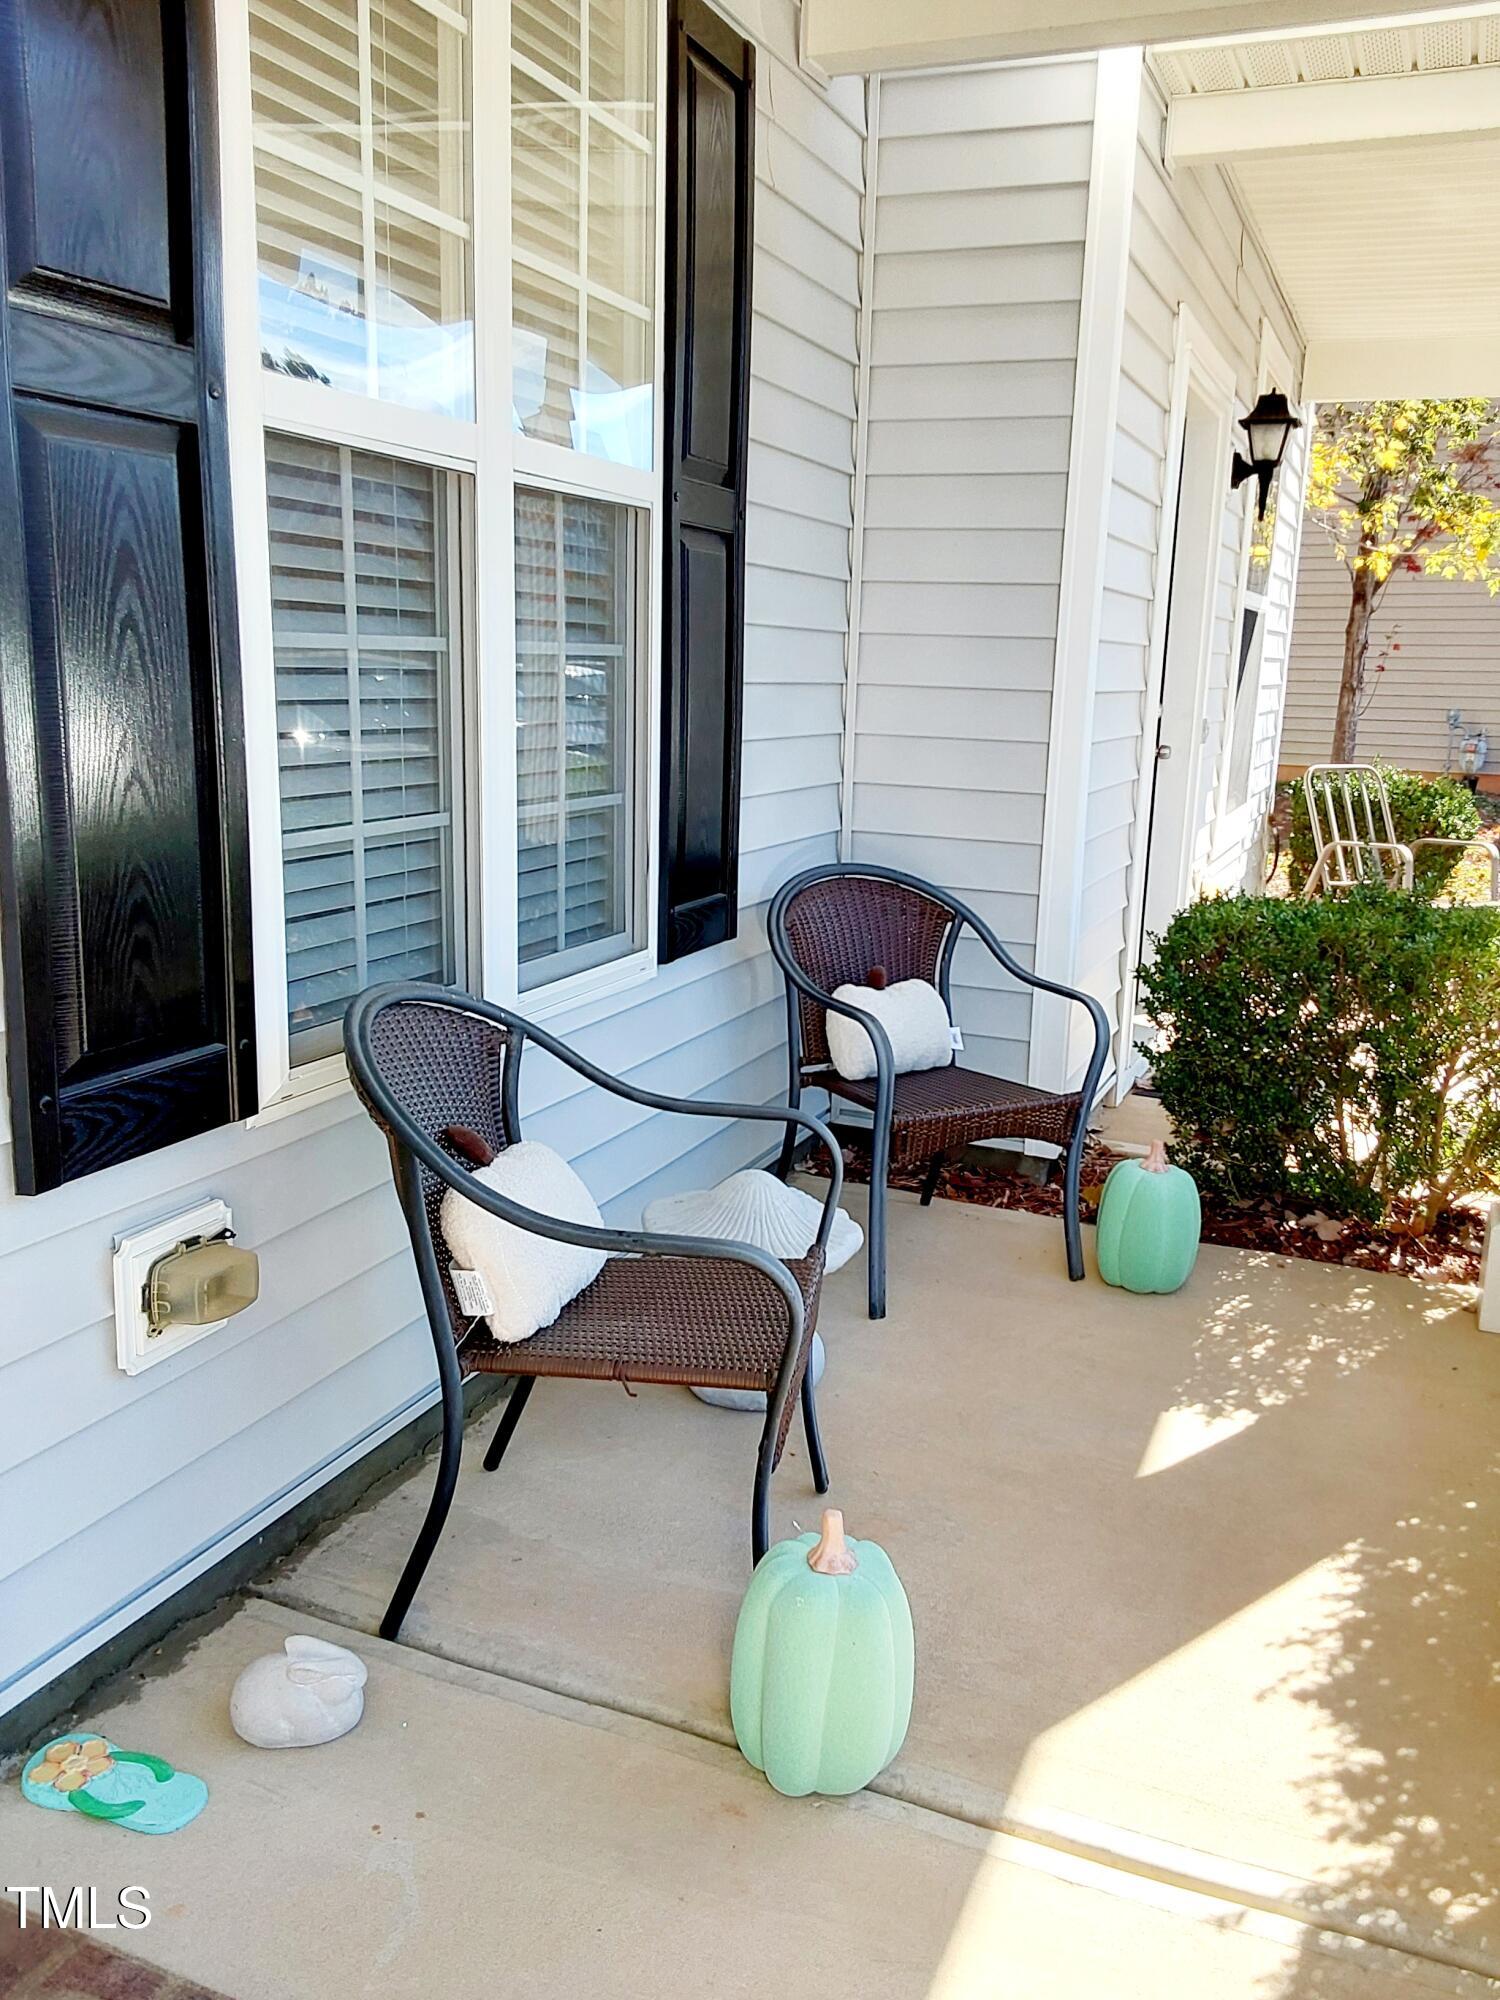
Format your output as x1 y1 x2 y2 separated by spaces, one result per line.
849 56 1095 1086
0 17 864 1722
1281 529 1500 776
1090 67 1303 1030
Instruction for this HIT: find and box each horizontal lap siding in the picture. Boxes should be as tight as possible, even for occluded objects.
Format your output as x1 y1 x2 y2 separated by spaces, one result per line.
1281 530 1499 775
851 57 1094 1086
1084 70 1303 1031
0 21 863 1720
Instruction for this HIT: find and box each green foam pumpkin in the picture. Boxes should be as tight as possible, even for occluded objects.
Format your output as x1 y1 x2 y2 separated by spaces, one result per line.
731 1510 913 1797
1096 1141 1201 1293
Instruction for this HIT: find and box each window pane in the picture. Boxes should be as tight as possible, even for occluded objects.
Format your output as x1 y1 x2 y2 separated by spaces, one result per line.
515 487 637 985
251 0 474 420
512 0 654 468
268 435 465 1060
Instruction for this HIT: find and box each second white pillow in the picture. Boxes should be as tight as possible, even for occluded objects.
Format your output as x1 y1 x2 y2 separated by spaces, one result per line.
440 1140 607 1344
826 978 955 1082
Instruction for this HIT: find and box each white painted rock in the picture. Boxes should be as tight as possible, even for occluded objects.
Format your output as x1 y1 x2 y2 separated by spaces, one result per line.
642 1169 863 1274
230 1634 367 1749
691 1331 826 1414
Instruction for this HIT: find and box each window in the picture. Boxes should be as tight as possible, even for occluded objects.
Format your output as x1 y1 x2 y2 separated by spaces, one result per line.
249 0 476 1075
267 436 468 1058
1223 502 1273 812
250 0 474 419
515 488 641 986
510 0 658 989
511 0 656 467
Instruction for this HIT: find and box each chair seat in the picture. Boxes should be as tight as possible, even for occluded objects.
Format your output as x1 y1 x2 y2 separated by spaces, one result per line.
824 1064 1082 1163
460 1251 824 1390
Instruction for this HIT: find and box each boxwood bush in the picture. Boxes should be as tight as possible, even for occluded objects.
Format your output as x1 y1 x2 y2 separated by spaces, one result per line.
1287 763 1482 898
1140 890 1500 1229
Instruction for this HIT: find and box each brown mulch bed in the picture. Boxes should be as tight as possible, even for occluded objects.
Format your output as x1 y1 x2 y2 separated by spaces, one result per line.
806 1132 1485 1286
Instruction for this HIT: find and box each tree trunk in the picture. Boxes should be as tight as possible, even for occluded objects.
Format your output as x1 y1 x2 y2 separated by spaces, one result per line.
1331 566 1380 763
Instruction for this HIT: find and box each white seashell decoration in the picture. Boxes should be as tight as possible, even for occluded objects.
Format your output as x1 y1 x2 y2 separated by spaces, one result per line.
230 1634 368 1749
642 1170 862 1273
641 1170 859 1413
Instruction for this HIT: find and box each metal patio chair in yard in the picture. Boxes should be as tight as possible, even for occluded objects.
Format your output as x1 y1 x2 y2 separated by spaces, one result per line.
1301 763 1500 899
345 983 841 1642
768 863 1110 1320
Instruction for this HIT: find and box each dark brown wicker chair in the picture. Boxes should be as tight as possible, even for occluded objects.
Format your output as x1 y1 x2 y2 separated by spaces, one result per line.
345 983 842 1640
768 863 1109 1318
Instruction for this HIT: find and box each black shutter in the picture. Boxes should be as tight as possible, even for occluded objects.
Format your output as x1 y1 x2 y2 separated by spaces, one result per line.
0 0 255 1193
659 0 754 964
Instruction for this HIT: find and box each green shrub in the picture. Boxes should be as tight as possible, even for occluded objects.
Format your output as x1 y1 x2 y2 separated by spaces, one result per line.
1140 890 1500 1229
1287 763 1482 897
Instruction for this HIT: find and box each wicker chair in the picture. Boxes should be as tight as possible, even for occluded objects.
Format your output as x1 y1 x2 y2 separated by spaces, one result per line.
768 864 1109 1318
345 983 842 1640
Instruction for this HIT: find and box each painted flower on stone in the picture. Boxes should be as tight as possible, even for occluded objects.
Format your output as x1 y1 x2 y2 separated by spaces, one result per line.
31 1738 113 1792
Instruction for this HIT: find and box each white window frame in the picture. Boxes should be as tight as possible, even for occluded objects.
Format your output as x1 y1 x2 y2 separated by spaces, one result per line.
213 0 670 1116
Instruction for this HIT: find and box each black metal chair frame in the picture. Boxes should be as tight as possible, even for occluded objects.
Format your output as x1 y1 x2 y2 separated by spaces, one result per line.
345 982 843 1641
767 862 1110 1318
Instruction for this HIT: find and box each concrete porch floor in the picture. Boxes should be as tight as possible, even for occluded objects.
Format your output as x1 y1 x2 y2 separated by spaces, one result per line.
6 1192 1498 1996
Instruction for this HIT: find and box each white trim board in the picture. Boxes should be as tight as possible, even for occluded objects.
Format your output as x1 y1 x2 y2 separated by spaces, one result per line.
839 72 879 862
1166 64 1500 163
1028 45 1141 1098
1111 304 1239 1095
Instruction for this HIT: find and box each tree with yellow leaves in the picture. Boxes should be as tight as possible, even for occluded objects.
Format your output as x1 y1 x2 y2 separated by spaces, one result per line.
1306 400 1500 762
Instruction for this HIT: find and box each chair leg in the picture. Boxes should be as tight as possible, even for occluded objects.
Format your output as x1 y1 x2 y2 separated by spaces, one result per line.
380 1366 466 1641
752 1410 777 1567
801 1368 830 1494
1062 1128 1087 1282
774 1081 803 1181
482 1374 534 1471
867 1118 891 1319
919 1151 946 1207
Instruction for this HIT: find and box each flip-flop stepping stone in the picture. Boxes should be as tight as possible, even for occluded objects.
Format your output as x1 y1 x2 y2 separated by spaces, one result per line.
22 1734 208 1834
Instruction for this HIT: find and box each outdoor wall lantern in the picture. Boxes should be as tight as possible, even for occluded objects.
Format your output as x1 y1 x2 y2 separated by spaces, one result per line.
1230 391 1302 518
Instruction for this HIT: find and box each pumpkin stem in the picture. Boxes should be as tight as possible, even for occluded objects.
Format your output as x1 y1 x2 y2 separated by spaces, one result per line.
1142 1140 1171 1174
807 1509 858 1575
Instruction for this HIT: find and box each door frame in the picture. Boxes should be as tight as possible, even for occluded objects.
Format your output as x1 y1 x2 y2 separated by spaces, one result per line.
1112 304 1238 1098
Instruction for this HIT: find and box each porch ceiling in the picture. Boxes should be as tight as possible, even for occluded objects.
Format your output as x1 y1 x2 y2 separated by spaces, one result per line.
799 0 1481 72
1156 6 1500 397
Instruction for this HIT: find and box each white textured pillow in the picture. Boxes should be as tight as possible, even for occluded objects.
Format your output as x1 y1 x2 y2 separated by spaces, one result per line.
826 978 954 1082
440 1141 606 1344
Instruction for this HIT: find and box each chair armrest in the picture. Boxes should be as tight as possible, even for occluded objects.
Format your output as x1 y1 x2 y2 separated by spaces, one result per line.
770 961 900 1088
1409 836 1500 898
516 1014 844 1252
959 908 1111 1102
392 1114 812 1321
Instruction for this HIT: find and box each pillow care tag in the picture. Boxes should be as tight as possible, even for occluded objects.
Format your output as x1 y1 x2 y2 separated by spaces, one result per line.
450 1266 495 1318
950 1024 965 1052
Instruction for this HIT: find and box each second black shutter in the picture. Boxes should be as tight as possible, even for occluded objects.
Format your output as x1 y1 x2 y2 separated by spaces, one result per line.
659 0 754 964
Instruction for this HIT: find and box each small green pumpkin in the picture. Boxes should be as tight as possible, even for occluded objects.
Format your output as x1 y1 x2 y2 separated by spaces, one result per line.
1096 1141 1201 1293
730 1510 913 1797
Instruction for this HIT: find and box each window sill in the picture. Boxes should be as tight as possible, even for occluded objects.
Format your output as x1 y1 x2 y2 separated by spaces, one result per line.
519 950 658 1029
246 1053 354 1128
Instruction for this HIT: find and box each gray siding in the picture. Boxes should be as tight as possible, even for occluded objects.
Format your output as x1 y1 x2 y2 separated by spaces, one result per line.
1282 529 1500 777
850 57 1095 1085
0 16 864 1722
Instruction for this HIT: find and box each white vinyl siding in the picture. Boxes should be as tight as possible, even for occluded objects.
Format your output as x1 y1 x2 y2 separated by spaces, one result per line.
850 58 1093 1086
1281 530 1500 777
1090 65 1303 1030
0 0 862 1726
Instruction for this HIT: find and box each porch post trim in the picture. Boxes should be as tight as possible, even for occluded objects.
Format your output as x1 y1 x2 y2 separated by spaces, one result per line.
838 73 880 861
1027 44 1140 1097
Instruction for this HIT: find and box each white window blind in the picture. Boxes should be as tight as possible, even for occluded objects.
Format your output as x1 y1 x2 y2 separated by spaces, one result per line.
250 0 474 418
511 0 655 467
515 486 638 985
268 433 466 1057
